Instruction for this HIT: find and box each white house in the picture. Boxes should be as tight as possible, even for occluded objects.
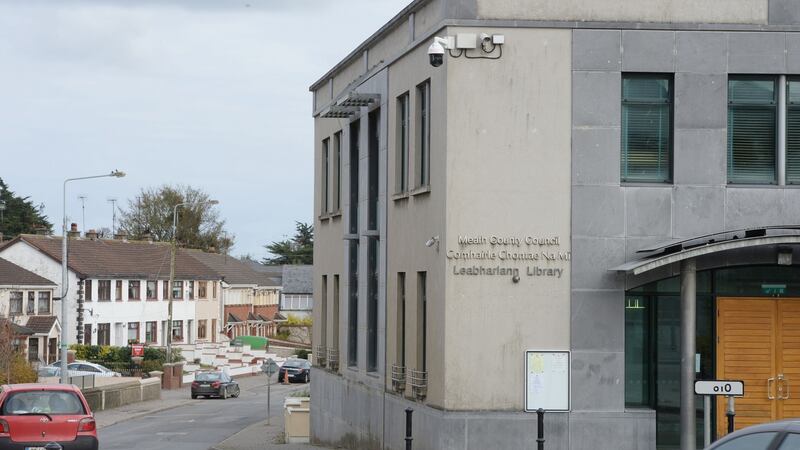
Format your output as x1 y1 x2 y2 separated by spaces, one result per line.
0 257 60 364
0 233 222 348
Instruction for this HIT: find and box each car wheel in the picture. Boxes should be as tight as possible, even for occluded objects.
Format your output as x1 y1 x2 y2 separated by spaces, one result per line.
304 373 309 383
191 394 197 399
233 386 240 398
222 387 228 400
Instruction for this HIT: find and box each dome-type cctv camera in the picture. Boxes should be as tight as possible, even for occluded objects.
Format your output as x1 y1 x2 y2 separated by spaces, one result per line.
428 39 445 67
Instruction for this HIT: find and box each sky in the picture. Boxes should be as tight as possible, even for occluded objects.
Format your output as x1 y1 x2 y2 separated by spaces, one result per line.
0 0 408 260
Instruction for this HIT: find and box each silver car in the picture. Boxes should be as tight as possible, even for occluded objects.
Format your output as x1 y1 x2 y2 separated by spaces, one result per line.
706 420 800 449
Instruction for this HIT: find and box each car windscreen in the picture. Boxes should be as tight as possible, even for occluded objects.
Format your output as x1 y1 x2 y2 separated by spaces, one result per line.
283 361 308 368
195 372 221 381
2 391 85 415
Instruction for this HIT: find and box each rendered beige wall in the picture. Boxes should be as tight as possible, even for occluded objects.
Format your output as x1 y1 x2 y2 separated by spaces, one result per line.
477 0 768 24
383 42 448 408
444 27 572 410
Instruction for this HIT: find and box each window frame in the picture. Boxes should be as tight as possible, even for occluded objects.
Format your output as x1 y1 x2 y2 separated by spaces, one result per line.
416 79 431 188
146 280 158 300
97 280 111 302
727 75 779 185
145 321 158 344
128 280 141 301
9 291 22 315
84 280 92 301
620 73 674 184
37 292 51 315
396 92 410 193
321 137 330 215
198 281 207 299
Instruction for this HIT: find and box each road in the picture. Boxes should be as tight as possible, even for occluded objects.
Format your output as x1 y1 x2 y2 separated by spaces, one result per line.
98 378 307 450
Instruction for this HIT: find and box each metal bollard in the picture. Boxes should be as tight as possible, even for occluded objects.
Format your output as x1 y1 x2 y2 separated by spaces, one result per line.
726 396 735 434
405 408 413 450
537 408 545 450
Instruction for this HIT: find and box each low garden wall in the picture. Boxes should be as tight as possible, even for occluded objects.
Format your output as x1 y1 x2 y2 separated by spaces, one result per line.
80 377 161 412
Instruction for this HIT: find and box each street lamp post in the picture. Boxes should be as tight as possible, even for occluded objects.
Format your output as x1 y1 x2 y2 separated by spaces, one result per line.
166 199 218 363
61 170 125 384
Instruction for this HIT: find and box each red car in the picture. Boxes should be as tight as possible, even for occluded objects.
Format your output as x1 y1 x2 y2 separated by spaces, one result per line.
0 383 98 450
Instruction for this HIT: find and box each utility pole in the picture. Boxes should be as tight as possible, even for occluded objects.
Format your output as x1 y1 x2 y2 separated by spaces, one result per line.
107 198 117 235
78 196 87 232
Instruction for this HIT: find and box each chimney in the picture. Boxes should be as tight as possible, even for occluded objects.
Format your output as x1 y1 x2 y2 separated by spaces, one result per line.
85 229 98 240
67 223 80 239
113 230 128 241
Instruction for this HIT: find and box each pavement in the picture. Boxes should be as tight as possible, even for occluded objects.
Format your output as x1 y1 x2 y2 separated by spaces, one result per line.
95 374 336 449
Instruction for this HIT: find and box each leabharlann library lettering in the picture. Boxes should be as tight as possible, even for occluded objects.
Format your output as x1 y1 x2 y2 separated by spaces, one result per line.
448 234 569 278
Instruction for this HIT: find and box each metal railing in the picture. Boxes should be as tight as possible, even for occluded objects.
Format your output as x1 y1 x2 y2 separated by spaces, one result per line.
315 345 327 368
391 364 406 393
409 369 427 400
327 348 339 372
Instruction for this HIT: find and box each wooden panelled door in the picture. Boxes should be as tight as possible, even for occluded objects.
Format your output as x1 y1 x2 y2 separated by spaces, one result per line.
717 297 800 437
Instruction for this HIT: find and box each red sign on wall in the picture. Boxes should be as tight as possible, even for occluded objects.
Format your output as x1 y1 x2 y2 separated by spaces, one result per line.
131 344 144 357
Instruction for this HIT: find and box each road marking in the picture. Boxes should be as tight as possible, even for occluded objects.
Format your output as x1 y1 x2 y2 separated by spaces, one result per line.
156 432 189 436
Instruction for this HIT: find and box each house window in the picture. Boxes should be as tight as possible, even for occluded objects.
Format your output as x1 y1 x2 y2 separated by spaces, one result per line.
127 322 140 344
115 280 123 301
396 93 410 193
368 107 380 231
320 275 327 350
347 240 358 367
9 292 22 315
38 292 51 315
84 280 92 301
333 131 342 211
728 76 777 184
416 80 431 187
97 323 110 346
785 78 800 184
98 280 111 301
129 281 141 301
187 281 194 300
417 271 427 372
27 292 35 315
349 120 360 234
145 321 157 344
212 281 217 299
198 281 207 299
198 320 207 339
162 280 169 300
397 272 406 367
146 281 157 300
621 74 673 183
171 320 184 342
367 238 378 372
322 137 330 214
172 281 183 300
84 324 92 345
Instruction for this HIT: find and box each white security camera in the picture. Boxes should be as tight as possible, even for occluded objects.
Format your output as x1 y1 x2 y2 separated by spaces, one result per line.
428 40 444 67
428 37 451 67
425 236 440 250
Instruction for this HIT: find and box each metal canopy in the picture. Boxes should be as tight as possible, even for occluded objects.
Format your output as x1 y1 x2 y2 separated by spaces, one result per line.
611 233 800 276
336 92 380 107
320 104 359 118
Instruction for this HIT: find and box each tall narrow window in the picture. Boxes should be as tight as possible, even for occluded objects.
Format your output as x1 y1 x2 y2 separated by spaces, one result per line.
162 280 169 300
349 120 360 235
416 80 431 187
396 93 410 192
115 280 123 301
173 281 183 300
128 281 141 301
84 280 92 301
786 79 800 184
397 273 406 367
145 321 157 344
322 137 330 214
38 292 51 315
347 241 359 367
333 132 342 211
320 275 328 350
621 75 673 183
367 237 379 372
417 272 427 372
98 280 111 301
27 292 35 314
333 275 340 353
146 281 157 300
127 322 140 343
728 76 777 184
368 108 380 231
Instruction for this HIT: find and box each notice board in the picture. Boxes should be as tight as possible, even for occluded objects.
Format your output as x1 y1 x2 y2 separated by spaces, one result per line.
525 350 570 412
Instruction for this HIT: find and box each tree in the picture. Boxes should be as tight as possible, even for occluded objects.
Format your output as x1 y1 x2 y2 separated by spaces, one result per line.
118 185 233 251
262 221 313 265
0 178 53 239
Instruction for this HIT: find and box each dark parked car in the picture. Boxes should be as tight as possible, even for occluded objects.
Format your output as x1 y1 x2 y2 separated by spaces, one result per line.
0 383 98 450
191 371 239 399
706 419 800 449
278 359 311 383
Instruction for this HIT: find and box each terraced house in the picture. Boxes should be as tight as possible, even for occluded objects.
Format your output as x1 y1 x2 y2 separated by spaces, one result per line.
311 0 800 449
0 233 221 349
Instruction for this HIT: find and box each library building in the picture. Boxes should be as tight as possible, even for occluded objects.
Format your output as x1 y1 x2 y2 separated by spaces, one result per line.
311 0 800 449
